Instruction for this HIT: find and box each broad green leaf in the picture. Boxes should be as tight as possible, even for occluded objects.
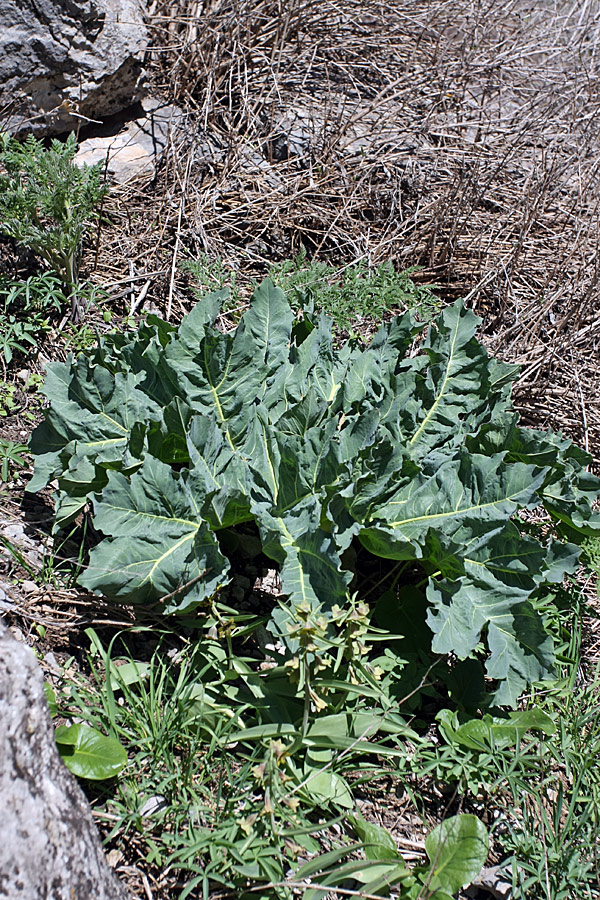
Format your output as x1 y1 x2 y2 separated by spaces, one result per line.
426 523 558 702
304 770 354 809
28 285 600 705
449 709 556 750
269 312 344 420
236 278 293 375
257 499 351 615
427 585 554 706
52 451 110 530
28 359 158 494
164 282 293 444
342 311 418 407
372 453 545 540
354 862 407 884
486 604 555 705
543 538 580 582
339 439 417 527
302 860 412 900
403 302 491 456
228 723 299 743
504 708 556 734
295 845 360 881
425 814 488 895
110 661 151 687
187 415 252 528
351 813 401 860
272 421 342 510
147 397 194 463
306 712 379 741
304 711 415 749
79 456 229 610
278 525 350 613
55 723 127 780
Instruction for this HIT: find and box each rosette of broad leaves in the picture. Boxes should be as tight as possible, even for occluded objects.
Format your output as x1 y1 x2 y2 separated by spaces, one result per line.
29 279 600 704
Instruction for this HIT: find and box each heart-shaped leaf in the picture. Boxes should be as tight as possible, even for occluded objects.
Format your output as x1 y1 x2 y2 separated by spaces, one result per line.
55 723 127 780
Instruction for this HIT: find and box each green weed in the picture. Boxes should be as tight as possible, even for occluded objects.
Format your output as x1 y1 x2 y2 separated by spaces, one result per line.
183 250 440 331
0 382 17 417
48 622 492 899
0 271 66 313
183 254 244 317
269 249 441 331
0 132 107 305
0 438 29 482
51 627 349 898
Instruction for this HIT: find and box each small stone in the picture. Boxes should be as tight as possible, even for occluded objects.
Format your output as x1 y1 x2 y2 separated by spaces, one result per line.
0 522 43 569
21 580 39 594
466 865 513 899
75 97 189 184
43 652 61 676
106 849 123 868
140 795 167 817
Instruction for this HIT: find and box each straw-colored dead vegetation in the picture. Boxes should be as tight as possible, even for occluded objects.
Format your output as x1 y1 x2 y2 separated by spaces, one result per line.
96 0 600 456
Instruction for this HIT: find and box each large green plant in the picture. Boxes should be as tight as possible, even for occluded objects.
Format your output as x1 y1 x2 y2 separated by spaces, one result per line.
28 281 600 704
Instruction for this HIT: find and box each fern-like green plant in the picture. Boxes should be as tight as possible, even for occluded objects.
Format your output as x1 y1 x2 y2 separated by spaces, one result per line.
269 249 440 330
0 132 107 317
0 438 29 482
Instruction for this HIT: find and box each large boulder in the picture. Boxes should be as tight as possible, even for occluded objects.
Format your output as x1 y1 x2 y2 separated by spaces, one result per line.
0 0 148 136
0 619 130 899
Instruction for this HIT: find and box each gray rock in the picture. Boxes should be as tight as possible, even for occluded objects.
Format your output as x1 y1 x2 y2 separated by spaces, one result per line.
466 864 513 899
0 581 13 606
270 106 323 161
0 0 148 136
75 96 186 183
0 520 43 570
139 794 168 818
0 619 130 899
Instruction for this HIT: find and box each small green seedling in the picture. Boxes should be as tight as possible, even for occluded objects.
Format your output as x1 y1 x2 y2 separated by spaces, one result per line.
0 438 29 482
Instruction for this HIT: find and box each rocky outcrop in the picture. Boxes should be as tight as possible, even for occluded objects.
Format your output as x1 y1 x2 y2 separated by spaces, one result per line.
0 0 148 136
0 620 130 899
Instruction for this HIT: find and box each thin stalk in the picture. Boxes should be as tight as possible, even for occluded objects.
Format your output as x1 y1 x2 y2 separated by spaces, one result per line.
301 655 310 738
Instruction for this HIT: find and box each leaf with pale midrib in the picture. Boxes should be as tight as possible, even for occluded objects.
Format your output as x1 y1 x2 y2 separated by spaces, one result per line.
27 282 600 701
80 456 229 610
